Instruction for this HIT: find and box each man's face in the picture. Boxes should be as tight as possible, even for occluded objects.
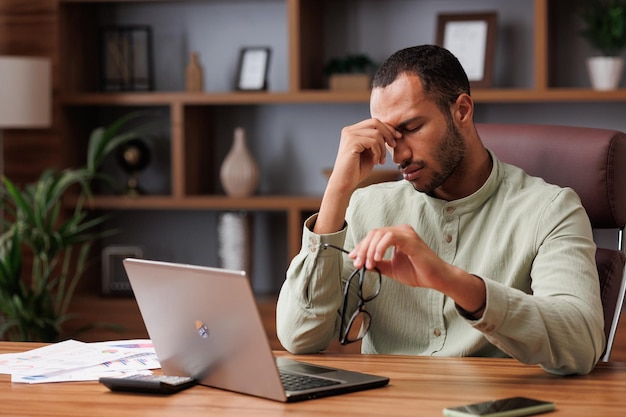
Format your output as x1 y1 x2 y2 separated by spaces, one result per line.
370 73 466 195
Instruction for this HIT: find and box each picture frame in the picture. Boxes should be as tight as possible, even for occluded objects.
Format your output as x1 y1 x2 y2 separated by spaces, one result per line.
436 12 497 88
236 47 271 91
100 25 154 91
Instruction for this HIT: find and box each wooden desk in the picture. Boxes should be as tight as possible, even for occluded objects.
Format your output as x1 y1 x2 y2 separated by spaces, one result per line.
1 342 625 417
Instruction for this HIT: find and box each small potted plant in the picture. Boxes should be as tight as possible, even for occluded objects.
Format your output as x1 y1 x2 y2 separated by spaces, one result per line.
579 0 626 90
324 53 377 91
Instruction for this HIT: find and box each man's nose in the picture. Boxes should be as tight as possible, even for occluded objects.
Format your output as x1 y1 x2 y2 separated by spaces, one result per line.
391 140 410 166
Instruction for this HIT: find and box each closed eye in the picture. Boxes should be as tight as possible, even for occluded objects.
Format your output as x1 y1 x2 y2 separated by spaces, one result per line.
394 116 425 136
399 124 421 136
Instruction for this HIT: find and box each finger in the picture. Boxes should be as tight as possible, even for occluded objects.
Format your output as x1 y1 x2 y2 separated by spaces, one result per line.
350 230 377 269
355 228 392 270
364 229 384 269
349 241 367 270
370 121 397 164
377 120 401 146
367 228 400 270
372 259 393 277
341 123 385 162
393 224 423 257
362 123 390 165
354 119 394 165
373 229 396 262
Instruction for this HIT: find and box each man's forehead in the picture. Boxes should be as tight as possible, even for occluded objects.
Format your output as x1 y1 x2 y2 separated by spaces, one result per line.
370 74 430 123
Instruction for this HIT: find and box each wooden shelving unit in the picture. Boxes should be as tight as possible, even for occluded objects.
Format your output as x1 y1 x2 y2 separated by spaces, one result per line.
56 0 626 269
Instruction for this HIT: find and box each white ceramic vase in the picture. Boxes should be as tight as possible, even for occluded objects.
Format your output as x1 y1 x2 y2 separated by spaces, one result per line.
219 127 260 197
587 56 624 91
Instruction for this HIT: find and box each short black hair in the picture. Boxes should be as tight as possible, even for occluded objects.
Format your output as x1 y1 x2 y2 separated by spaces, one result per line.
372 45 470 115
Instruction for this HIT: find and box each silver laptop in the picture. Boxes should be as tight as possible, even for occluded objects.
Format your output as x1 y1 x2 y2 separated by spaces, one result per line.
122 258 389 402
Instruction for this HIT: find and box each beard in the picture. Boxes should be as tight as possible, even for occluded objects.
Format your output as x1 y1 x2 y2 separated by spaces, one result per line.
410 118 466 194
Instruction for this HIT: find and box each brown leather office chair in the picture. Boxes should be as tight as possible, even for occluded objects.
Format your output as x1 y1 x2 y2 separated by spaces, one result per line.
478 123 626 362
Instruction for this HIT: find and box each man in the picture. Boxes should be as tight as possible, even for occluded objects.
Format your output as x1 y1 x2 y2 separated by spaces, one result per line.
276 45 605 375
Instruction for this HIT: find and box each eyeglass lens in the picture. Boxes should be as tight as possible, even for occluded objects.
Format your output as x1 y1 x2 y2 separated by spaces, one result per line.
357 269 382 301
343 308 371 343
340 267 381 344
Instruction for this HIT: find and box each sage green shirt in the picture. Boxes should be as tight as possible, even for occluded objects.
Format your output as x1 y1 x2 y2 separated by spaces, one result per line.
276 152 605 375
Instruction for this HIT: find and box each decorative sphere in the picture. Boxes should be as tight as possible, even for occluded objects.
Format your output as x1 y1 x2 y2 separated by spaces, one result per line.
116 138 151 173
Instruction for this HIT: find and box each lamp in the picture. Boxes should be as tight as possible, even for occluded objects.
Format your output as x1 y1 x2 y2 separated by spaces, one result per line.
0 56 51 228
0 55 52 177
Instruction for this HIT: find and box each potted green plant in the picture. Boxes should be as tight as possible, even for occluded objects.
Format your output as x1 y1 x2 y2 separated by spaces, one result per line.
324 53 377 91
0 113 153 342
579 0 626 90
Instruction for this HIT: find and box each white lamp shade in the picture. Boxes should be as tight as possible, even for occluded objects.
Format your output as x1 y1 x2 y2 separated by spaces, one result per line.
0 56 51 128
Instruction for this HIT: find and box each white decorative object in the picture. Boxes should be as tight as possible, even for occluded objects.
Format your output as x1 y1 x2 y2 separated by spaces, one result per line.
219 127 259 197
217 211 252 275
587 57 624 91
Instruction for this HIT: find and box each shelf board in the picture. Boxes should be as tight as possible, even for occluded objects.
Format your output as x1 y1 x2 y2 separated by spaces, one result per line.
69 195 322 211
59 88 626 106
58 91 371 106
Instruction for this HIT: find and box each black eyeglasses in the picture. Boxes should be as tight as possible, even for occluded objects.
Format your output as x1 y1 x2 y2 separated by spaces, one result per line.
323 244 382 345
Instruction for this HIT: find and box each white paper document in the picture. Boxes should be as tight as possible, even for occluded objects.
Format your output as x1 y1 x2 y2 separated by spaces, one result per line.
0 339 160 383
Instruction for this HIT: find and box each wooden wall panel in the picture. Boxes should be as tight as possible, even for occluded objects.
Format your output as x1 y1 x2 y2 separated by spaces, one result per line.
0 0 59 186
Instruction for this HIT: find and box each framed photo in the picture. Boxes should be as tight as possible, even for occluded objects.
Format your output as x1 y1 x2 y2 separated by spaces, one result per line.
100 25 154 91
236 47 271 91
436 12 497 88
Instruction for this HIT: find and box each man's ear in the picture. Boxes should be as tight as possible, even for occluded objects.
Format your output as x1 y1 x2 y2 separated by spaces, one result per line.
453 93 474 125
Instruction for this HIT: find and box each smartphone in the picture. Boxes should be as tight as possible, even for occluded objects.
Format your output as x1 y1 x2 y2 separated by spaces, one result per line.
442 396 555 417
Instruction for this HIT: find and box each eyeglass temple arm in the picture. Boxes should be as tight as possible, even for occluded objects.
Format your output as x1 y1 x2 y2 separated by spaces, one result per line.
323 243 350 255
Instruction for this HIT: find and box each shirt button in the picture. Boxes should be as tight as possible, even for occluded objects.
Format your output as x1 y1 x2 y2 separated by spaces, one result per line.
308 237 318 253
433 328 442 337
445 206 455 214
445 234 452 243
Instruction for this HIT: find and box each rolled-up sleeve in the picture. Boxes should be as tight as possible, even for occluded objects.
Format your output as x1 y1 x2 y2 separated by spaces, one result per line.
276 214 348 353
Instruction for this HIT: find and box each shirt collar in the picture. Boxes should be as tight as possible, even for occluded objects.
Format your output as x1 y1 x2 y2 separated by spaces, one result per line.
423 149 502 216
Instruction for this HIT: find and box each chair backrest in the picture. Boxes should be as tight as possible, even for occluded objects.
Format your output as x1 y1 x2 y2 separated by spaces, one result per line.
477 123 626 362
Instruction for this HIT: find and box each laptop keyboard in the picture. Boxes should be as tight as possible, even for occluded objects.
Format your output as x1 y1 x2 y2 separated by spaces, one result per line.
279 371 341 391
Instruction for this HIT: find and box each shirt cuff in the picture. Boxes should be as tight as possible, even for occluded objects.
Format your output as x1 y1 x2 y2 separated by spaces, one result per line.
464 277 509 334
301 213 348 257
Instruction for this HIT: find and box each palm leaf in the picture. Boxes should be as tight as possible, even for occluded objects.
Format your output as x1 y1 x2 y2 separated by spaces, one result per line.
2 177 35 223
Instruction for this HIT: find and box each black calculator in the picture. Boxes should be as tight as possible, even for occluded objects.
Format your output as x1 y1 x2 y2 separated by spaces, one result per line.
99 374 196 395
